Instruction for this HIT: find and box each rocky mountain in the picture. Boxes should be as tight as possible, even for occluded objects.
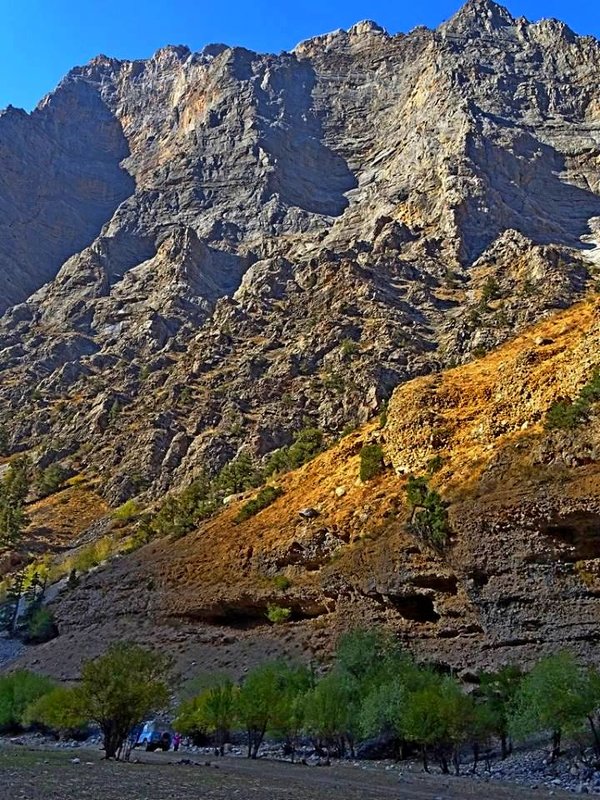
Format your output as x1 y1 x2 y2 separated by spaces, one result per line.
1 0 600 675
1 0 599 506
14 297 600 679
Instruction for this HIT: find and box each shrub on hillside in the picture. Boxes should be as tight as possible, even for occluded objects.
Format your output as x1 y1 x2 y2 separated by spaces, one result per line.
359 444 385 482
0 425 8 456
545 369 600 430
266 604 292 624
23 608 58 645
406 475 450 550
112 500 140 523
35 464 69 498
235 486 284 523
266 428 325 476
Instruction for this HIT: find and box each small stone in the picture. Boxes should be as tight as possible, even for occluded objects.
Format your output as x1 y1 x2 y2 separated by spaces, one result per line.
298 507 320 519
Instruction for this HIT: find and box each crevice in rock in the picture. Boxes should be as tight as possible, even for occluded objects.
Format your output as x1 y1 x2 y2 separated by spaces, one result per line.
411 574 458 594
542 512 600 561
386 594 440 623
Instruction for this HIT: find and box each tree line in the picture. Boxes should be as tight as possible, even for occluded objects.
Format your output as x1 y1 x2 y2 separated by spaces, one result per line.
4 630 600 771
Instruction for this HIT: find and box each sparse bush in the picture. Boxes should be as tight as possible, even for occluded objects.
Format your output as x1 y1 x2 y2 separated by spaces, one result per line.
426 455 444 475
108 400 121 423
23 608 58 644
480 276 500 304
67 537 114 573
322 370 345 393
359 444 385 482
545 400 585 430
378 401 388 429
406 475 450 550
216 453 263 496
0 425 8 456
272 575 291 591
112 500 140 523
340 338 360 358
545 370 600 430
266 604 292 624
236 486 284 523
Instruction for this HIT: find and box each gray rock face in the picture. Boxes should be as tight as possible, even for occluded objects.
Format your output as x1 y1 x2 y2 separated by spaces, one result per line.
1 2 600 500
0 84 134 313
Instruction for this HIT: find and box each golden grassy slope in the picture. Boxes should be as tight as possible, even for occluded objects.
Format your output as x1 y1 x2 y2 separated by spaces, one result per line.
387 297 600 494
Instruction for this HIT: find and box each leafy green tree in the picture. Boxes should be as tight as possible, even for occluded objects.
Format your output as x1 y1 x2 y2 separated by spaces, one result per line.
44 643 171 759
0 457 30 549
0 670 54 732
266 429 325 476
216 453 262 496
0 499 28 549
584 667 600 757
235 486 284 523
509 652 592 761
2 456 30 504
480 276 501 304
332 628 419 755
172 696 208 743
304 672 358 756
174 678 238 753
235 661 294 758
401 675 476 774
545 369 600 430
359 679 408 751
0 570 25 634
23 607 57 644
268 664 312 761
477 666 522 759
150 474 216 539
23 686 87 737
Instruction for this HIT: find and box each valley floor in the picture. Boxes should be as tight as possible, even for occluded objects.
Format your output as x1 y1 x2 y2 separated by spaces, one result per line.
0 744 572 800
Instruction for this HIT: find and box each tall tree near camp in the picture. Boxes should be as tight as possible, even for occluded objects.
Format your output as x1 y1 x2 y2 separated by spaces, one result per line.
509 652 592 762
47 643 171 759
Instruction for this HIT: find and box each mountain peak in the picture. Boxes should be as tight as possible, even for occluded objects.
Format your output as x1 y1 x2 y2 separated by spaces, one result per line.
348 20 387 36
440 0 516 34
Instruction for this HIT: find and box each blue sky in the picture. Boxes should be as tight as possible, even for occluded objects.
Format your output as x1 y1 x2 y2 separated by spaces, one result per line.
0 0 598 111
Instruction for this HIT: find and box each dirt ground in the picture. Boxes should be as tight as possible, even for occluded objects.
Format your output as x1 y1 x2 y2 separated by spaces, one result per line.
0 744 572 800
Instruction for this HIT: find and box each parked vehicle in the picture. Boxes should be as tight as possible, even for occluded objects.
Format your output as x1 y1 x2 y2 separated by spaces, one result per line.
133 721 172 752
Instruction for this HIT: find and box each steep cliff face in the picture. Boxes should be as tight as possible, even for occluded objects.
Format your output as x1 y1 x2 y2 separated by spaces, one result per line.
1 1 600 505
0 88 134 314
14 299 600 680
